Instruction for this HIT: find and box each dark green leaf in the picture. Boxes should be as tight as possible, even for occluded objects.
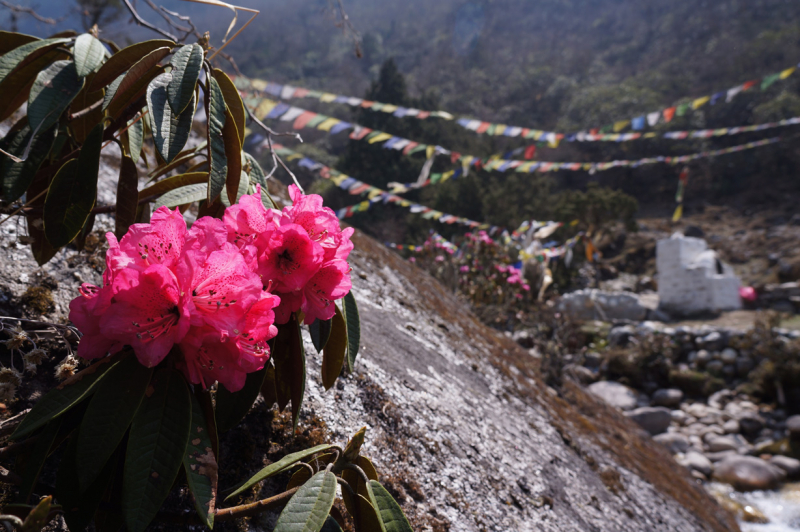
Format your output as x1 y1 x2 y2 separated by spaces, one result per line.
0 31 38 55
73 33 105 77
90 39 174 91
145 149 200 183
322 308 347 390
69 75 104 143
261 363 278 409
43 123 102 248
214 364 268 434
115 154 139 239
366 481 413 532
274 470 337 532
147 72 195 163
0 38 69 122
211 68 246 145
222 104 243 206
12 356 120 441
122 369 191 532
321 515 343 532
24 156 57 266
0 37 69 83
57 434 118 532
154 182 207 208
183 392 217 529
273 316 307 430
224 444 333 501
206 76 227 203
309 318 332 354
220 168 249 208
167 44 203 115
140 172 208 201
27 60 84 134
106 46 170 119
102 72 125 111
126 113 144 163
342 292 361 372
17 418 61 504
244 152 275 209
0 123 56 202
77 353 153 491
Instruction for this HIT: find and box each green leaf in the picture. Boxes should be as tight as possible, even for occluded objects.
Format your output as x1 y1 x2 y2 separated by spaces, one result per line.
0 123 56 202
321 308 347 390
73 33 105 77
0 37 70 83
126 113 144 163
274 470 337 532
105 46 170 119
225 444 333 501
102 72 125 111
89 39 174 91
154 182 207 208
167 44 203 115
183 392 217 529
220 168 249 208
309 318 332 354
122 369 191 532
69 75 104 143
21 495 53 532
115 154 140 239
0 31 38 55
211 68 246 145
12 356 120 440
214 363 268 434
77 353 153 491
272 316 307 430
244 152 276 209
43 123 102 248
140 172 208 201
147 72 195 163
17 417 62 504
27 60 84 134
206 76 228 203
321 515 343 532
222 104 243 206
342 292 361 372
366 481 413 532
0 38 70 122
57 434 118 532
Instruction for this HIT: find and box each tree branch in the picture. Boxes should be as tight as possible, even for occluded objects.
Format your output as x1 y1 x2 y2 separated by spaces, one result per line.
120 0 178 41
0 0 63 25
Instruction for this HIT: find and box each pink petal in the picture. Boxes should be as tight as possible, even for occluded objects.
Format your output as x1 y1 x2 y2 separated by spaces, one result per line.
224 188 274 250
258 224 323 293
112 206 187 272
185 216 228 254
178 326 248 391
301 260 351 324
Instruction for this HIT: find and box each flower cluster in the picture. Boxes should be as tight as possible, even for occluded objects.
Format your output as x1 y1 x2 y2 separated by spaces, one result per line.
69 186 353 391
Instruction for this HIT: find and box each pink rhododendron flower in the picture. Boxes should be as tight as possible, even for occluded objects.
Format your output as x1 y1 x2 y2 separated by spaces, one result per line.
435 255 444 262
459 265 470 273
69 186 353 391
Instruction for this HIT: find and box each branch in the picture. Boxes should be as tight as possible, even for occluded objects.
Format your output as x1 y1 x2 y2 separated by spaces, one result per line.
245 104 305 193
324 0 362 58
0 0 63 25
156 487 299 525
120 0 178 41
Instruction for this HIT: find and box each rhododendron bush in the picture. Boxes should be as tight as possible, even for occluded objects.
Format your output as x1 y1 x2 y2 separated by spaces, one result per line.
0 19 413 532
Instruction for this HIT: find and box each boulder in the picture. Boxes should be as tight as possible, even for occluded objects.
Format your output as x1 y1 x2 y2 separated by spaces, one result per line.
680 451 713 477
706 435 740 453
587 380 638 411
625 407 672 435
557 289 648 322
769 455 800 478
712 456 787 491
654 433 690 454
652 388 684 408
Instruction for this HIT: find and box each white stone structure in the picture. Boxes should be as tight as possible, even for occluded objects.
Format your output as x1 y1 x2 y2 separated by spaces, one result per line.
657 233 742 314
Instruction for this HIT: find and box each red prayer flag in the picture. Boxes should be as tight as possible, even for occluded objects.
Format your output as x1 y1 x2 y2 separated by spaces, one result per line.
293 111 317 130
476 122 491 134
663 107 676 122
742 80 757 91
523 145 537 160
416 111 431 119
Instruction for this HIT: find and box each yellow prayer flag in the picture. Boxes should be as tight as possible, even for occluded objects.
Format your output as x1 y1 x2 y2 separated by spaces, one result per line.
613 120 630 132
329 174 348 186
441 170 455 182
358 201 370 210
431 212 444 220
319 93 337 102
381 104 398 113
286 153 302 161
492 124 507 136
250 79 267 91
425 145 435 159
368 132 393 144
644 132 658 138
780 67 796 79
672 204 683 222
255 99 276 118
399 200 411 207
316 118 340 131
367 188 383 199
570 219 579 226
692 96 710 109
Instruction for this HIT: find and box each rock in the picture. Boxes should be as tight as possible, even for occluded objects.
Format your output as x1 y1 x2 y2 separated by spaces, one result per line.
735 357 754 377
670 409 692 425
706 450 739 463
607 325 637 347
684 225 705 238
511 329 534 348
706 435 740 452
723 419 740 434
738 414 764 437
587 380 639 411
705 360 724 375
625 407 672 435
652 388 684 408
557 289 648 322
583 351 603 368
786 415 800 437
721 364 736 379
769 455 800 478
695 349 711 367
701 426 726 441
720 348 738 364
712 456 787 491
564 364 596 386
680 451 713 477
654 433 690 454
699 331 727 352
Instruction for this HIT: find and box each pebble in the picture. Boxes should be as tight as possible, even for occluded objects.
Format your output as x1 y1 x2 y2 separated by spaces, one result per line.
706 360 724 375
587 381 639 411
679 451 713 477
695 349 711 366
723 419 740 434
769 455 800 478
720 348 738 364
652 388 683 408
653 433 690 454
706 435 740 452
786 415 800 437
738 413 764 437
712 456 787 491
625 407 672 435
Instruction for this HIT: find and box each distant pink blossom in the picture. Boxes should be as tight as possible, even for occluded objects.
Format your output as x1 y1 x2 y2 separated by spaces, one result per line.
435 255 445 262
459 265 470 273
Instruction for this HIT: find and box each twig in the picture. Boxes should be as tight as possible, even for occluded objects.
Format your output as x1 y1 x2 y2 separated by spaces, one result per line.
0 411 30 440
156 487 299 525
145 0 192 35
324 0 362 58
120 0 178 41
0 0 63 25
245 105 305 192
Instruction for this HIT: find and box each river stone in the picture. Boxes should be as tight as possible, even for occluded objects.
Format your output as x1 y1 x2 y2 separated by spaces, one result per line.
720 348 738 364
738 413 764 437
695 349 711 367
706 435 740 453
769 455 800 478
587 380 638 410
723 419 740 434
787 415 800 437
653 433 690 454
625 407 672 435
712 456 787 491
680 451 713 477
652 388 684 408
706 360 724 375
699 331 726 351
